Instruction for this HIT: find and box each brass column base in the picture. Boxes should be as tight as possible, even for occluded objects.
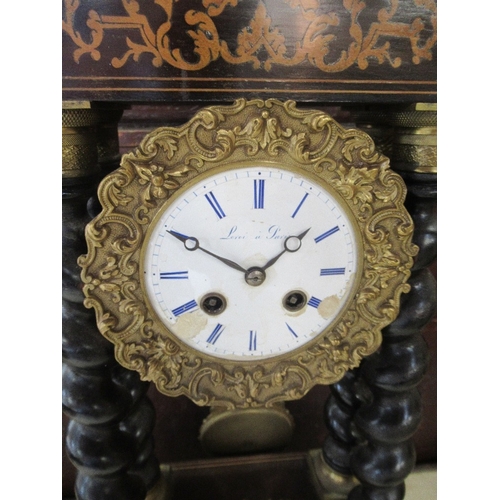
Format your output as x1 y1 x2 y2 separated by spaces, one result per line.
307 449 358 500
145 465 171 500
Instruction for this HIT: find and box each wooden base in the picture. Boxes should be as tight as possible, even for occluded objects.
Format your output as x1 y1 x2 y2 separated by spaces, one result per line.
159 451 322 500
65 452 436 500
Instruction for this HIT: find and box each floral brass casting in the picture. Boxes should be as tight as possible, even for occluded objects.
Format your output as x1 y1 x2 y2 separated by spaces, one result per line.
79 99 417 409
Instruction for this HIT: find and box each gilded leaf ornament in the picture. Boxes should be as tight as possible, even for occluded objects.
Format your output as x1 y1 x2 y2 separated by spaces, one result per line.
79 99 418 409
63 0 436 73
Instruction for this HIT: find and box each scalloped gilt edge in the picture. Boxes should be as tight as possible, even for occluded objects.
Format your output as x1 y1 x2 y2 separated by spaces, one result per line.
78 99 418 409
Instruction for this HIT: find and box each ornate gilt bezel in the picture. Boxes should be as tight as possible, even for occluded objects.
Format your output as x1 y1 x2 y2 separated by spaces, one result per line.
79 99 417 409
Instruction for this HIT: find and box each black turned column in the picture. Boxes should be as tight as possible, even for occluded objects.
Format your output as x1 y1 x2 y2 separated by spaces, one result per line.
62 105 162 500
345 104 437 500
322 369 363 477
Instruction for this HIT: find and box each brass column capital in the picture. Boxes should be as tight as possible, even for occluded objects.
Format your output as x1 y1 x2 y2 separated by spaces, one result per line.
347 103 437 174
62 102 124 179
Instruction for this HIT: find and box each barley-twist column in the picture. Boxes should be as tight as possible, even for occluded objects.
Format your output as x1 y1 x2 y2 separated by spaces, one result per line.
346 104 437 500
62 104 163 500
309 368 365 498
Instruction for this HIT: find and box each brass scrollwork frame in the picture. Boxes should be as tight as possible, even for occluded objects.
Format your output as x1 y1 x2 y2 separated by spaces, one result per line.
79 99 417 409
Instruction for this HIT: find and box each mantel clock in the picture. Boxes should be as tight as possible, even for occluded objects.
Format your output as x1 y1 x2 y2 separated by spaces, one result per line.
79 99 417 416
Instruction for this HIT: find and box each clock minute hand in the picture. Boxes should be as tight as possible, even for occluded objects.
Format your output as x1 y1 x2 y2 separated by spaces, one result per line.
167 230 247 274
261 228 311 271
199 247 248 274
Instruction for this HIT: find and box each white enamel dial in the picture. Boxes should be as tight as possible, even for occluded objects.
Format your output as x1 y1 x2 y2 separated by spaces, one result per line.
143 166 359 361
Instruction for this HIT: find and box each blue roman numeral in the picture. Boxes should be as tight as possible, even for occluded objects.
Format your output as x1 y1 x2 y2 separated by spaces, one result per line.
249 330 257 351
307 296 322 309
320 268 345 276
314 226 339 243
205 191 226 219
291 193 309 218
172 299 198 317
207 323 224 345
286 323 298 338
160 271 189 280
254 179 265 209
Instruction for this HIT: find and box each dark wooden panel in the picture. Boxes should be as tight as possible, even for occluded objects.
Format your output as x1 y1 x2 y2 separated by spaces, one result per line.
62 0 437 103
167 452 318 500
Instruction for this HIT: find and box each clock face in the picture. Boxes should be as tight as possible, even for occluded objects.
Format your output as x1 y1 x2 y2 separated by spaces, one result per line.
142 165 360 361
81 99 417 408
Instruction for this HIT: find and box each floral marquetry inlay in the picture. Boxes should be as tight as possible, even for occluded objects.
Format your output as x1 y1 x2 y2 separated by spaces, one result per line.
63 0 436 73
79 99 418 409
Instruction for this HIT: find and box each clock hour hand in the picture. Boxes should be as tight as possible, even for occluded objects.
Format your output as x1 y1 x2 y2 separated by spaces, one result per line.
167 230 247 274
261 228 311 271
